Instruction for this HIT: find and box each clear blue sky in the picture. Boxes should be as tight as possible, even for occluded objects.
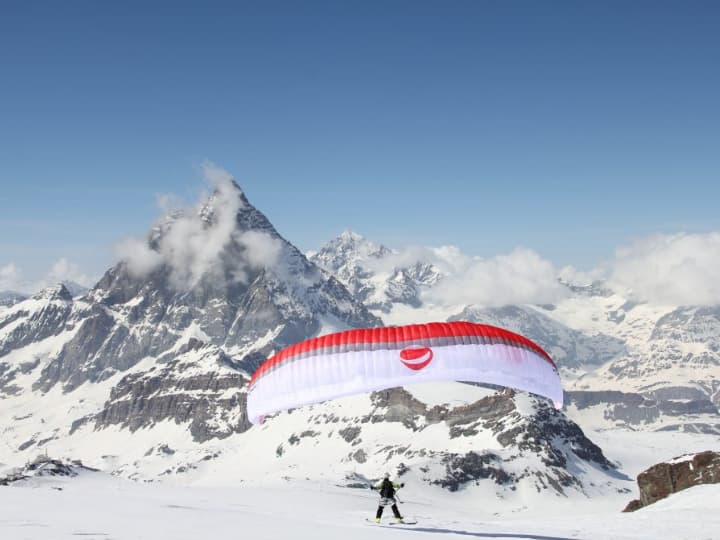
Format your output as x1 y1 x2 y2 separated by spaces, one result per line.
1 0 719 284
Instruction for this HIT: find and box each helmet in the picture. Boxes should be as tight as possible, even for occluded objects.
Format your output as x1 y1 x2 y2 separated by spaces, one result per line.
384 472 390 479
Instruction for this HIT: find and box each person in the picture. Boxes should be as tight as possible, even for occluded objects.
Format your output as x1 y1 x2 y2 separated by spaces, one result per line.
370 472 404 523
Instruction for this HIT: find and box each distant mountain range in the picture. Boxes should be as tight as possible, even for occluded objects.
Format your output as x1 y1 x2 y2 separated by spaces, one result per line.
1 180 717 497
310 231 720 434
0 281 88 308
0 290 27 308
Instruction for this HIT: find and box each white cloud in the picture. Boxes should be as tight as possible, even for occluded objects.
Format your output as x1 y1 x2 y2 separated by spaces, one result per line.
116 237 164 277
364 231 720 308
236 230 283 269
557 265 605 287
0 259 94 295
155 192 184 215
352 239 569 308
115 163 282 290
606 232 720 305
364 244 468 276
45 258 93 287
0 263 22 291
423 247 569 307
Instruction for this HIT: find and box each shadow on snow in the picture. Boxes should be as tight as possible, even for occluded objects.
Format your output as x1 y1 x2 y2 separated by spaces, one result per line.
386 525 582 540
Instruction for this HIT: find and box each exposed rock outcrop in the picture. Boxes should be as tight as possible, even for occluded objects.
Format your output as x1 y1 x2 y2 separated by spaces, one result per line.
0 455 98 486
565 390 719 432
623 450 720 511
2 180 379 449
297 387 616 495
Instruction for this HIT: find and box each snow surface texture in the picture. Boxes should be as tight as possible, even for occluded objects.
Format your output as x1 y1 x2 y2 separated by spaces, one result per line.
1 471 719 540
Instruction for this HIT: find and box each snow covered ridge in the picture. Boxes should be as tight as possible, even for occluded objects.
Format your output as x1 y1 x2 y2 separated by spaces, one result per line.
0 455 98 486
0 290 28 308
70 341 251 442
257 389 621 497
309 231 441 313
0 181 377 468
312 231 720 433
0 178 718 493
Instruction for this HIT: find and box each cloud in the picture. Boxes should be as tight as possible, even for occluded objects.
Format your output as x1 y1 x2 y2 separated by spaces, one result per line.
0 259 94 295
606 232 720 305
557 265 605 287
236 230 284 269
115 237 164 277
351 238 569 307
361 231 720 307
423 247 569 307
115 163 282 289
45 258 93 287
155 192 184 215
364 244 468 277
0 263 22 291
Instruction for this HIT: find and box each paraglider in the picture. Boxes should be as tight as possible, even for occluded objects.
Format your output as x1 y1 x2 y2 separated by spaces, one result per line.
246 321 562 424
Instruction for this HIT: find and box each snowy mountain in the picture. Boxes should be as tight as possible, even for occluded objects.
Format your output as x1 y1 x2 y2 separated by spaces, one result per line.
0 283 86 311
60 280 89 298
312 232 720 434
0 181 376 457
450 304 626 371
309 231 442 313
0 181 626 500
241 387 622 499
0 290 28 308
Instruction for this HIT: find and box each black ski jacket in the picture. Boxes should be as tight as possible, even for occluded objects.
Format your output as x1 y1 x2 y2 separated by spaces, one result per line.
373 478 403 498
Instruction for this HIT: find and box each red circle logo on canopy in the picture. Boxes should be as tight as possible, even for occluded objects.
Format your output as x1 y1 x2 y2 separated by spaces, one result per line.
399 346 434 371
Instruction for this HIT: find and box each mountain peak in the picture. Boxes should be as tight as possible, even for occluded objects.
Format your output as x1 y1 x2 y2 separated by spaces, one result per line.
37 171 380 393
31 283 73 302
316 230 391 263
61 280 89 298
338 229 365 243
123 178 288 292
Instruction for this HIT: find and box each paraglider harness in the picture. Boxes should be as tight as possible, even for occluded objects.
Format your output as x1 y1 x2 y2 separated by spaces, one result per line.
373 478 404 506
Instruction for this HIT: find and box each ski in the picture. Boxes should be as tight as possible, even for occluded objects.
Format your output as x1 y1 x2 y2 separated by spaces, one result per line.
365 518 417 525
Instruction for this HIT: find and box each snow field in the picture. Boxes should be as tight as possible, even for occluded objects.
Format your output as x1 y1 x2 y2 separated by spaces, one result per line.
1 473 719 540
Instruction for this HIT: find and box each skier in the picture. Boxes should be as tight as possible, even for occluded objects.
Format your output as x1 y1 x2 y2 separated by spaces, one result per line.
370 472 404 523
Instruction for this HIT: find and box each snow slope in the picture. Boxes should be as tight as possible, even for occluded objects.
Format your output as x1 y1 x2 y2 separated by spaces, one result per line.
311 232 720 432
1 470 718 540
1 192 718 539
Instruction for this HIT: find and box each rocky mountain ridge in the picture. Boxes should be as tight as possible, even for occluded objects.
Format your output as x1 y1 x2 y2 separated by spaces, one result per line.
0 182 377 457
309 231 442 312
0 181 627 497
311 231 720 433
623 450 720 511
244 388 625 498
0 290 28 308
1 180 717 499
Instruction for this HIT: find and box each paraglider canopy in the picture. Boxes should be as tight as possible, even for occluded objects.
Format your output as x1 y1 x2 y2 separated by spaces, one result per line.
246 321 562 424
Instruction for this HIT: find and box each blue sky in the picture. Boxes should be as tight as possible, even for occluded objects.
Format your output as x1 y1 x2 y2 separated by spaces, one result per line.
1 1 719 289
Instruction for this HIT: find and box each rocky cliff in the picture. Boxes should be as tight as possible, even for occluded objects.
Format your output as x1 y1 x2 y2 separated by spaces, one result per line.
623 450 720 511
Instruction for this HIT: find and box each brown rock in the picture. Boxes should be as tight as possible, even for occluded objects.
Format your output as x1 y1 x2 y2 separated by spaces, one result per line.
626 450 720 511
622 499 643 512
